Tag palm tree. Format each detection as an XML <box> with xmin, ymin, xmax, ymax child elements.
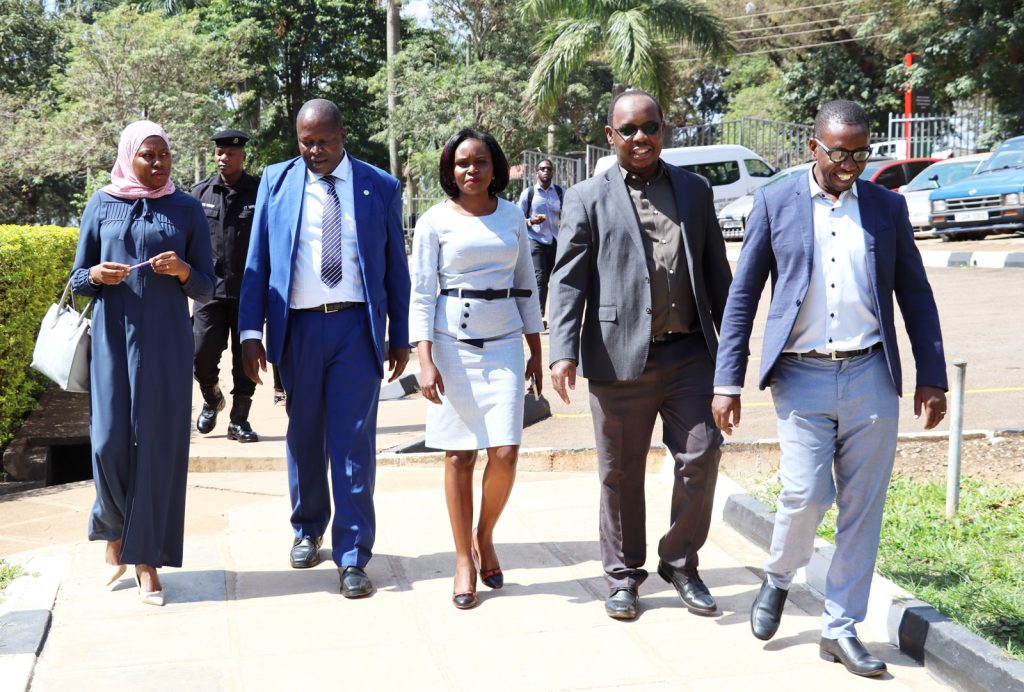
<box><xmin>523</xmin><ymin>0</ymin><xmax>732</xmax><ymax>119</ymax></box>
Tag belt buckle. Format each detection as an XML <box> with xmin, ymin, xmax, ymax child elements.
<box><xmin>483</xmin><ymin>288</ymin><xmax>495</xmax><ymax>300</ymax></box>
<box><xmin>830</xmin><ymin>351</ymin><xmax>842</xmax><ymax>361</ymax></box>
<box><xmin>323</xmin><ymin>303</ymin><xmax>339</xmax><ymax>314</ymax></box>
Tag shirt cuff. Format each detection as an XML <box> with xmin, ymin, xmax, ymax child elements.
<box><xmin>240</xmin><ymin>329</ymin><xmax>263</xmax><ymax>343</ymax></box>
<box><xmin>714</xmin><ymin>386</ymin><xmax>742</xmax><ymax>396</ymax></box>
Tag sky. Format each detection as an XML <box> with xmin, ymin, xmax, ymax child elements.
<box><xmin>402</xmin><ymin>0</ymin><xmax>432</xmax><ymax>26</ymax></box>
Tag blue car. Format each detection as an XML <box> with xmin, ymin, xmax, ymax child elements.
<box><xmin>929</xmin><ymin>135</ymin><xmax>1024</xmax><ymax>240</ymax></box>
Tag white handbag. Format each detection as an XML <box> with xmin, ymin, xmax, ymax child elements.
<box><xmin>30</xmin><ymin>278</ymin><xmax>94</xmax><ymax>393</ymax></box>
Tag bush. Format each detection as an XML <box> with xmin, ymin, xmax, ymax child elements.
<box><xmin>0</xmin><ymin>225</ymin><xmax>80</xmax><ymax>453</ymax></box>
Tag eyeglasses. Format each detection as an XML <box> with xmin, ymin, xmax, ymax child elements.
<box><xmin>813</xmin><ymin>138</ymin><xmax>871</xmax><ymax>163</ymax></box>
<box><xmin>612</xmin><ymin>121</ymin><xmax>662</xmax><ymax>139</ymax></box>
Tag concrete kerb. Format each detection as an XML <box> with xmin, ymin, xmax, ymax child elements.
<box><xmin>716</xmin><ymin>435</ymin><xmax>1024</xmax><ymax>692</ymax></box>
<box><xmin>0</xmin><ymin>554</ymin><xmax>69</xmax><ymax>692</ymax></box>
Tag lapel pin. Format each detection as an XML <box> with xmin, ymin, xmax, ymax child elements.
<box><xmin>363</xmin><ymin>189</ymin><xmax>370</xmax><ymax>196</ymax></box>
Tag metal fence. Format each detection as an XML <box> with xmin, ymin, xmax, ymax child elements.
<box><xmin>673</xmin><ymin>117</ymin><xmax>814</xmax><ymax>170</ymax></box>
<box><xmin>519</xmin><ymin>150</ymin><xmax>587</xmax><ymax>188</ymax></box>
<box><xmin>885</xmin><ymin>110</ymin><xmax>991</xmax><ymax>158</ymax></box>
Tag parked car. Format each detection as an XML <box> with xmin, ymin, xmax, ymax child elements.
<box><xmin>863</xmin><ymin>157</ymin><xmax>939</xmax><ymax>191</ymax></box>
<box><xmin>714</xmin><ymin>156</ymin><xmax>929</xmax><ymax>242</ymax></box>
<box><xmin>929</xmin><ymin>136</ymin><xmax>1024</xmax><ymax>240</ymax></box>
<box><xmin>717</xmin><ymin>162</ymin><xmax>812</xmax><ymax>241</ymax></box>
<box><xmin>899</xmin><ymin>153</ymin><xmax>989</xmax><ymax>234</ymax></box>
<box><xmin>592</xmin><ymin>144</ymin><xmax>776</xmax><ymax>211</ymax></box>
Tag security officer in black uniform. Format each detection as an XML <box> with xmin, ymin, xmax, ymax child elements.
<box><xmin>192</xmin><ymin>129</ymin><xmax>261</xmax><ymax>442</ymax></box>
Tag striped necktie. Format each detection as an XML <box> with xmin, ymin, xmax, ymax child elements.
<box><xmin>320</xmin><ymin>175</ymin><xmax>343</xmax><ymax>287</ymax></box>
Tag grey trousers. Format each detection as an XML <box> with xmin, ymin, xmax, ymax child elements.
<box><xmin>766</xmin><ymin>350</ymin><xmax>899</xmax><ymax>638</ymax></box>
<box><xmin>588</xmin><ymin>334</ymin><xmax>722</xmax><ymax>590</ymax></box>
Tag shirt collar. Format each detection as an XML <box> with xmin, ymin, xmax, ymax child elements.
<box><xmin>619</xmin><ymin>161</ymin><xmax>665</xmax><ymax>185</ymax></box>
<box><xmin>808</xmin><ymin>165</ymin><xmax>859</xmax><ymax>201</ymax></box>
<box><xmin>306</xmin><ymin>152</ymin><xmax>350</xmax><ymax>184</ymax></box>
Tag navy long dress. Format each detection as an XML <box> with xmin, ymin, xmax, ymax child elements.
<box><xmin>71</xmin><ymin>190</ymin><xmax>215</xmax><ymax>567</ymax></box>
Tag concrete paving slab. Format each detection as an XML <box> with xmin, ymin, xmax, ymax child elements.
<box><xmin>13</xmin><ymin>468</ymin><xmax>952</xmax><ymax>691</ymax></box>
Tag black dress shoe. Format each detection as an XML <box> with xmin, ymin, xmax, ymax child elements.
<box><xmin>820</xmin><ymin>636</ymin><xmax>887</xmax><ymax>677</ymax></box>
<box><xmin>657</xmin><ymin>561</ymin><xmax>716</xmax><ymax>615</ymax></box>
<box><xmin>750</xmin><ymin>577</ymin><xmax>788</xmax><ymax>641</ymax></box>
<box><xmin>227</xmin><ymin>421</ymin><xmax>259</xmax><ymax>443</ymax></box>
<box><xmin>196</xmin><ymin>393</ymin><xmax>225</xmax><ymax>434</ymax></box>
<box><xmin>289</xmin><ymin>536</ymin><xmax>322</xmax><ymax>569</ymax></box>
<box><xmin>340</xmin><ymin>566</ymin><xmax>374</xmax><ymax>599</ymax></box>
<box><xmin>605</xmin><ymin>587</ymin><xmax>639</xmax><ymax>620</ymax></box>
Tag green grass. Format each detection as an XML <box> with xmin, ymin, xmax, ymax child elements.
<box><xmin>747</xmin><ymin>478</ymin><xmax>1024</xmax><ymax>660</ymax></box>
<box><xmin>0</xmin><ymin>559</ymin><xmax>24</xmax><ymax>594</ymax></box>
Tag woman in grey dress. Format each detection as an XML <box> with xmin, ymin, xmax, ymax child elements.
<box><xmin>72</xmin><ymin>120</ymin><xmax>215</xmax><ymax>605</ymax></box>
<box><xmin>409</xmin><ymin>129</ymin><xmax>544</xmax><ymax>609</ymax></box>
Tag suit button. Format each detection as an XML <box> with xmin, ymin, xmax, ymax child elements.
<box><xmin>796</xmin><ymin>300</ymin><xmax>801</xmax><ymax>306</ymax></box>
<box><xmin>645</xmin><ymin>307</ymin><xmax>652</xmax><ymax>314</ymax></box>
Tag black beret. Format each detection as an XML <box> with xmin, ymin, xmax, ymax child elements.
<box><xmin>211</xmin><ymin>129</ymin><xmax>251</xmax><ymax>147</ymax></box>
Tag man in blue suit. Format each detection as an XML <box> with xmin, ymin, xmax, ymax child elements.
<box><xmin>239</xmin><ymin>99</ymin><xmax>410</xmax><ymax>598</ymax></box>
<box><xmin>712</xmin><ymin>100</ymin><xmax>947</xmax><ymax>676</ymax></box>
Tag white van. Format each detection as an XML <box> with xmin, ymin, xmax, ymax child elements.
<box><xmin>591</xmin><ymin>144</ymin><xmax>776</xmax><ymax>211</ymax></box>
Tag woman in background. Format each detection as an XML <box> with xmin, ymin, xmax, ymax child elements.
<box><xmin>409</xmin><ymin>128</ymin><xmax>544</xmax><ymax>609</ymax></box>
<box><xmin>72</xmin><ymin>120</ymin><xmax>215</xmax><ymax>606</ymax></box>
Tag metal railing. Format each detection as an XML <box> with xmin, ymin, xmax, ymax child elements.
<box><xmin>886</xmin><ymin>109</ymin><xmax>991</xmax><ymax>158</ymax></box>
<box><xmin>519</xmin><ymin>151</ymin><xmax>586</xmax><ymax>188</ymax></box>
<box><xmin>673</xmin><ymin>117</ymin><xmax>814</xmax><ymax>169</ymax></box>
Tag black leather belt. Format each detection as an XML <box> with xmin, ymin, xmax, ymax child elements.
<box><xmin>801</xmin><ymin>343</ymin><xmax>882</xmax><ymax>360</ymax></box>
<box><xmin>440</xmin><ymin>288</ymin><xmax>532</xmax><ymax>300</ymax></box>
<box><xmin>293</xmin><ymin>301</ymin><xmax>362</xmax><ymax>313</ymax></box>
<box><xmin>651</xmin><ymin>331</ymin><xmax>689</xmax><ymax>344</ymax></box>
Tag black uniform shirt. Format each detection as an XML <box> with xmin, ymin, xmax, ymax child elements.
<box><xmin>190</xmin><ymin>171</ymin><xmax>260</xmax><ymax>299</ymax></box>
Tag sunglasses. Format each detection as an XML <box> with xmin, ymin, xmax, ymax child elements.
<box><xmin>813</xmin><ymin>138</ymin><xmax>871</xmax><ymax>163</ymax></box>
<box><xmin>537</xmin><ymin>166</ymin><xmax>553</xmax><ymax>171</ymax></box>
<box><xmin>612</xmin><ymin>121</ymin><xmax>662</xmax><ymax>139</ymax></box>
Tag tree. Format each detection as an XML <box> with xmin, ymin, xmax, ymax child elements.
<box><xmin>870</xmin><ymin>0</ymin><xmax>1024</xmax><ymax>140</ymax></box>
<box><xmin>201</xmin><ymin>0</ymin><xmax>388</xmax><ymax>168</ymax></box>
<box><xmin>523</xmin><ymin>0</ymin><xmax>732</xmax><ymax>120</ymax></box>
<box><xmin>372</xmin><ymin>28</ymin><xmax>541</xmax><ymax>194</ymax></box>
<box><xmin>48</xmin><ymin>7</ymin><xmax>251</xmax><ymax>186</ymax></box>
<box><xmin>0</xmin><ymin>0</ymin><xmax>67</xmax><ymax>95</ymax></box>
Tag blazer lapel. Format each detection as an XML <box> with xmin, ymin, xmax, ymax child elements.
<box><xmin>283</xmin><ymin>159</ymin><xmax>306</xmax><ymax>261</ymax></box>
<box><xmin>603</xmin><ymin>167</ymin><xmax>645</xmax><ymax>255</ymax></box>
<box><xmin>349</xmin><ymin>155</ymin><xmax>374</xmax><ymax>283</ymax></box>
<box><xmin>793</xmin><ymin>177</ymin><xmax>815</xmax><ymax>277</ymax></box>
<box><xmin>855</xmin><ymin>180</ymin><xmax>881</xmax><ymax>292</ymax></box>
<box><xmin>666</xmin><ymin>166</ymin><xmax>698</xmax><ymax>279</ymax></box>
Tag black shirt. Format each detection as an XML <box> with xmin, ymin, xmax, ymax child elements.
<box><xmin>190</xmin><ymin>171</ymin><xmax>260</xmax><ymax>299</ymax></box>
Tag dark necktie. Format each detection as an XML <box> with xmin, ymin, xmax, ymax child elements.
<box><xmin>320</xmin><ymin>175</ymin><xmax>343</xmax><ymax>288</ymax></box>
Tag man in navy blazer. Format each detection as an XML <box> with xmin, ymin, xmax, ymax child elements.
<box><xmin>239</xmin><ymin>99</ymin><xmax>410</xmax><ymax>597</ymax></box>
<box><xmin>713</xmin><ymin>100</ymin><xmax>946</xmax><ymax>676</ymax></box>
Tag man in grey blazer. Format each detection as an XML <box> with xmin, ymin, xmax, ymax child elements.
<box><xmin>713</xmin><ymin>100</ymin><xmax>946</xmax><ymax>676</ymax></box>
<box><xmin>548</xmin><ymin>90</ymin><xmax>732</xmax><ymax>621</ymax></box>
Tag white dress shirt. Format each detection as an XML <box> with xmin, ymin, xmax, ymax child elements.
<box><xmin>786</xmin><ymin>170</ymin><xmax>880</xmax><ymax>353</ymax></box>
<box><xmin>290</xmin><ymin>154</ymin><xmax>365</xmax><ymax>308</ymax></box>
<box><xmin>240</xmin><ymin>154</ymin><xmax>364</xmax><ymax>343</ymax></box>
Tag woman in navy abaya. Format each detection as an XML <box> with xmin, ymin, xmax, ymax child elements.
<box><xmin>71</xmin><ymin>121</ymin><xmax>214</xmax><ymax>606</ymax></box>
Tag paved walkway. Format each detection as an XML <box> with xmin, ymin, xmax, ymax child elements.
<box><xmin>1</xmin><ymin>365</ymin><xmax>955</xmax><ymax>691</ymax></box>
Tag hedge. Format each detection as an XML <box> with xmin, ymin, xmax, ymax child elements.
<box><xmin>0</xmin><ymin>225</ymin><xmax>80</xmax><ymax>454</ymax></box>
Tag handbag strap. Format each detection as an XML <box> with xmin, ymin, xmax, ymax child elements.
<box><xmin>59</xmin><ymin>277</ymin><xmax>95</xmax><ymax>325</ymax></box>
